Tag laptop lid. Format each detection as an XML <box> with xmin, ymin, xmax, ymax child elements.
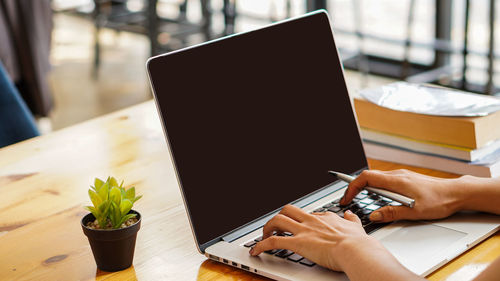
<box><xmin>147</xmin><ymin>10</ymin><xmax>367</xmax><ymax>253</ymax></box>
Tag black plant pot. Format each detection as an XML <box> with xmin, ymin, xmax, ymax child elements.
<box><xmin>81</xmin><ymin>210</ymin><xmax>141</xmax><ymax>272</ymax></box>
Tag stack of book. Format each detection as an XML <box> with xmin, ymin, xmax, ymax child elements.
<box><xmin>354</xmin><ymin>84</ymin><xmax>500</xmax><ymax>177</ymax></box>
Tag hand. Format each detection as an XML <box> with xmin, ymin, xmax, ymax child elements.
<box><xmin>341</xmin><ymin>169</ymin><xmax>461</xmax><ymax>223</ymax></box>
<box><xmin>249</xmin><ymin>205</ymin><xmax>380</xmax><ymax>271</ymax></box>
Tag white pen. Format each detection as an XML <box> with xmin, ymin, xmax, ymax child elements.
<box><xmin>328</xmin><ymin>171</ymin><xmax>415</xmax><ymax>208</ymax></box>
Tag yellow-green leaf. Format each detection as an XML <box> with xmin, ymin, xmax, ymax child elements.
<box><xmin>120</xmin><ymin>199</ymin><xmax>133</xmax><ymax>216</ymax></box>
<box><xmin>98</xmin><ymin>182</ymin><xmax>109</xmax><ymax>201</ymax></box>
<box><xmin>94</xmin><ymin>178</ymin><xmax>104</xmax><ymax>191</ymax></box>
<box><xmin>88</xmin><ymin>190</ymin><xmax>102</xmax><ymax>208</ymax></box>
<box><xmin>109</xmin><ymin>177</ymin><xmax>118</xmax><ymax>188</ymax></box>
<box><xmin>132</xmin><ymin>194</ymin><xmax>142</xmax><ymax>203</ymax></box>
<box><xmin>125</xmin><ymin>187</ymin><xmax>135</xmax><ymax>200</ymax></box>
<box><xmin>109</xmin><ymin>186</ymin><xmax>121</xmax><ymax>206</ymax></box>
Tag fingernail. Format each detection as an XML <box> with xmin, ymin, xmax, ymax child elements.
<box><xmin>345</xmin><ymin>210</ymin><xmax>353</xmax><ymax>215</ymax></box>
<box><xmin>249</xmin><ymin>247</ymin><xmax>255</xmax><ymax>255</ymax></box>
<box><xmin>370</xmin><ymin>212</ymin><xmax>382</xmax><ymax>221</ymax></box>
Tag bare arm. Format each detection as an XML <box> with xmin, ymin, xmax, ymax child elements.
<box><xmin>454</xmin><ymin>175</ymin><xmax>500</xmax><ymax>215</ymax></box>
<box><xmin>250</xmin><ymin>170</ymin><xmax>500</xmax><ymax>281</ymax></box>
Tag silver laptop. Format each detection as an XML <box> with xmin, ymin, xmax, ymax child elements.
<box><xmin>147</xmin><ymin>11</ymin><xmax>500</xmax><ymax>281</ymax></box>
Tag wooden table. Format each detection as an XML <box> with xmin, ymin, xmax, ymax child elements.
<box><xmin>1</xmin><ymin>100</ymin><xmax>499</xmax><ymax>280</ymax></box>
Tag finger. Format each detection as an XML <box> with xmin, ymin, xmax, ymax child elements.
<box><xmin>262</xmin><ymin>214</ymin><xmax>302</xmax><ymax>239</ymax></box>
<box><xmin>341</xmin><ymin>170</ymin><xmax>405</xmax><ymax>205</ymax></box>
<box><xmin>370</xmin><ymin>205</ymin><xmax>415</xmax><ymax>222</ymax></box>
<box><xmin>250</xmin><ymin>235</ymin><xmax>295</xmax><ymax>256</ymax></box>
<box><xmin>279</xmin><ymin>204</ymin><xmax>309</xmax><ymax>222</ymax></box>
<box><xmin>341</xmin><ymin>170</ymin><xmax>385</xmax><ymax>204</ymax></box>
<box><xmin>343</xmin><ymin>210</ymin><xmax>362</xmax><ymax>225</ymax></box>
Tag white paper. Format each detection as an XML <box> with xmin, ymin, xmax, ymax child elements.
<box><xmin>360</xmin><ymin>82</ymin><xmax>500</xmax><ymax>117</ymax></box>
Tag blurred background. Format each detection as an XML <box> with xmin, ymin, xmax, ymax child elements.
<box><xmin>1</xmin><ymin>0</ymin><xmax>500</xmax><ymax>134</ymax></box>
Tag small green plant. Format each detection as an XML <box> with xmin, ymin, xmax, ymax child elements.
<box><xmin>85</xmin><ymin>177</ymin><xmax>142</xmax><ymax>229</ymax></box>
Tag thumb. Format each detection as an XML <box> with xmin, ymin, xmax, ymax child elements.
<box><xmin>344</xmin><ymin>210</ymin><xmax>362</xmax><ymax>225</ymax></box>
<box><xmin>369</xmin><ymin>206</ymin><xmax>414</xmax><ymax>222</ymax></box>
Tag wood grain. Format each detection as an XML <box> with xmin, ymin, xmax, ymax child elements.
<box><xmin>0</xmin><ymin>100</ymin><xmax>498</xmax><ymax>280</ymax></box>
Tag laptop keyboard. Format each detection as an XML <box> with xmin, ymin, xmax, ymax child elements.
<box><xmin>243</xmin><ymin>191</ymin><xmax>401</xmax><ymax>267</ymax></box>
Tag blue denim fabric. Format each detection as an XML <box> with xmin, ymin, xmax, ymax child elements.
<box><xmin>0</xmin><ymin>62</ymin><xmax>39</xmax><ymax>148</ymax></box>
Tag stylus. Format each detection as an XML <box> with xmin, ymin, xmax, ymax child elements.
<box><xmin>328</xmin><ymin>171</ymin><xmax>415</xmax><ymax>208</ymax></box>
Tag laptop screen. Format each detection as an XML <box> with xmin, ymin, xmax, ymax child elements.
<box><xmin>148</xmin><ymin>12</ymin><xmax>367</xmax><ymax>246</ymax></box>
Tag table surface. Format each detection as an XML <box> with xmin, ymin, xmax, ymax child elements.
<box><xmin>1</xmin><ymin>100</ymin><xmax>499</xmax><ymax>281</ymax></box>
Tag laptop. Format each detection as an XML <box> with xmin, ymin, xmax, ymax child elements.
<box><xmin>147</xmin><ymin>10</ymin><xmax>500</xmax><ymax>281</ymax></box>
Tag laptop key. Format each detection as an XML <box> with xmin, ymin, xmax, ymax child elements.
<box><xmin>354</xmin><ymin>193</ymin><xmax>367</xmax><ymax>200</ymax></box>
<box><xmin>365</xmin><ymin>204</ymin><xmax>380</xmax><ymax>211</ymax></box>
<box><xmin>299</xmin><ymin>258</ymin><xmax>316</xmax><ymax>267</ymax></box>
<box><xmin>364</xmin><ymin>222</ymin><xmax>388</xmax><ymax>234</ymax></box>
<box><xmin>254</xmin><ymin>236</ymin><xmax>263</xmax><ymax>242</ymax></box>
<box><xmin>360</xmin><ymin>198</ymin><xmax>374</xmax><ymax>205</ymax></box>
<box><xmin>348</xmin><ymin>203</ymin><xmax>364</xmax><ymax>212</ymax></box>
<box><xmin>374</xmin><ymin>200</ymin><xmax>389</xmax><ymax>206</ymax></box>
<box><xmin>357</xmin><ymin>208</ymin><xmax>372</xmax><ymax>216</ymax></box>
<box><xmin>323</xmin><ymin>202</ymin><xmax>334</xmax><ymax>208</ymax></box>
<box><xmin>265</xmin><ymin>249</ymin><xmax>280</xmax><ymax>255</ymax></box>
<box><xmin>275</xmin><ymin>249</ymin><xmax>294</xmax><ymax>258</ymax></box>
<box><xmin>287</xmin><ymin>253</ymin><xmax>303</xmax><ymax>262</ymax></box>
<box><xmin>361</xmin><ymin>217</ymin><xmax>371</xmax><ymax>225</ymax></box>
<box><xmin>328</xmin><ymin>206</ymin><xmax>341</xmax><ymax>212</ymax></box>
<box><xmin>244</xmin><ymin>240</ymin><xmax>256</xmax><ymax>247</ymax></box>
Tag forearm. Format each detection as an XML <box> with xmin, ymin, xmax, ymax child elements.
<box><xmin>451</xmin><ymin>176</ymin><xmax>500</xmax><ymax>215</ymax></box>
<box><xmin>337</xmin><ymin>237</ymin><xmax>424</xmax><ymax>281</ymax></box>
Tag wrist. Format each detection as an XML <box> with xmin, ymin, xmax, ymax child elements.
<box><xmin>448</xmin><ymin>175</ymin><xmax>500</xmax><ymax>214</ymax></box>
<box><xmin>335</xmin><ymin>235</ymin><xmax>422</xmax><ymax>281</ymax></box>
<box><xmin>443</xmin><ymin>176</ymin><xmax>474</xmax><ymax>213</ymax></box>
<box><xmin>335</xmin><ymin>235</ymin><xmax>383</xmax><ymax>272</ymax></box>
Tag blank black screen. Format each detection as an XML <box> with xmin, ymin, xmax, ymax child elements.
<box><xmin>148</xmin><ymin>12</ymin><xmax>367</xmax><ymax>246</ymax></box>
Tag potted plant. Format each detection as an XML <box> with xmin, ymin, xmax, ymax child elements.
<box><xmin>81</xmin><ymin>177</ymin><xmax>142</xmax><ymax>272</ymax></box>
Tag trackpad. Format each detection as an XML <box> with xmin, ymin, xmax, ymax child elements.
<box><xmin>380</xmin><ymin>224</ymin><xmax>467</xmax><ymax>267</ymax></box>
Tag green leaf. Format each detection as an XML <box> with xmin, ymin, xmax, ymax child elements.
<box><xmin>88</xmin><ymin>190</ymin><xmax>102</xmax><ymax>208</ymax></box>
<box><xmin>125</xmin><ymin>187</ymin><xmax>135</xmax><ymax>200</ymax></box>
<box><xmin>84</xmin><ymin>206</ymin><xmax>99</xmax><ymax>219</ymax></box>
<box><xmin>98</xmin><ymin>182</ymin><xmax>109</xmax><ymax>201</ymax></box>
<box><xmin>117</xmin><ymin>213</ymin><xmax>137</xmax><ymax>227</ymax></box>
<box><xmin>120</xmin><ymin>199</ymin><xmax>133</xmax><ymax>216</ymax></box>
<box><xmin>96</xmin><ymin>203</ymin><xmax>109</xmax><ymax>228</ymax></box>
<box><xmin>132</xmin><ymin>195</ymin><xmax>142</xmax><ymax>203</ymax></box>
<box><xmin>109</xmin><ymin>177</ymin><xmax>119</xmax><ymax>188</ymax></box>
<box><xmin>110</xmin><ymin>202</ymin><xmax>122</xmax><ymax>228</ymax></box>
<box><xmin>94</xmin><ymin>178</ymin><xmax>104</xmax><ymax>191</ymax></box>
<box><xmin>109</xmin><ymin>187</ymin><xmax>121</xmax><ymax>206</ymax></box>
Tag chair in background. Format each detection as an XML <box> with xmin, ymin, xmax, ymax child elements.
<box><xmin>92</xmin><ymin>0</ymin><xmax>212</xmax><ymax>72</ymax></box>
<box><xmin>0</xmin><ymin>62</ymin><xmax>39</xmax><ymax>148</ymax></box>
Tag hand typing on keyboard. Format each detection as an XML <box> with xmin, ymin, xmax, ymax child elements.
<box><xmin>249</xmin><ymin>169</ymin><xmax>500</xmax><ymax>281</ymax></box>
<box><xmin>249</xmin><ymin>204</ymin><xmax>391</xmax><ymax>272</ymax></box>
<box><xmin>341</xmin><ymin>169</ymin><xmax>461</xmax><ymax>223</ymax></box>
